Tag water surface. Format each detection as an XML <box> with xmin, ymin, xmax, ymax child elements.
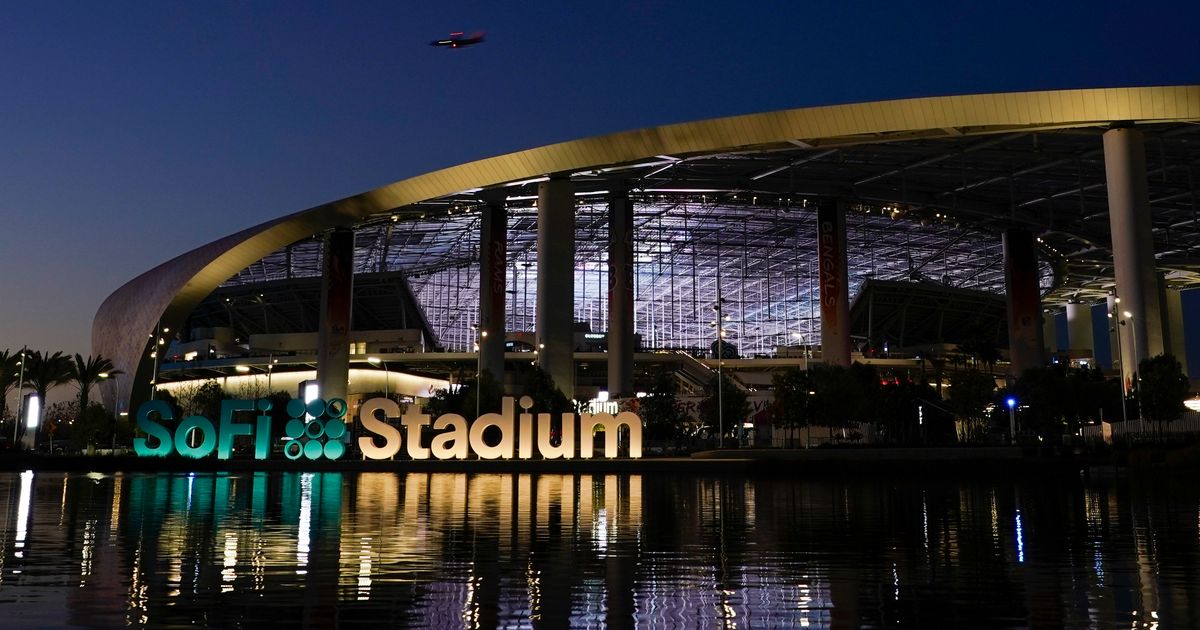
<box><xmin>0</xmin><ymin>470</ymin><xmax>1197</xmax><ymax>628</ymax></box>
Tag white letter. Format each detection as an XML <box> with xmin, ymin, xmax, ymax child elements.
<box><xmin>358</xmin><ymin>398</ymin><xmax>402</xmax><ymax>459</ymax></box>
<box><xmin>579</xmin><ymin>412</ymin><xmax>643</xmax><ymax>458</ymax></box>
<box><xmin>537</xmin><ymin>412</ymin><xmax>575</xmax><ymax>459</ymax></box>
<box><xmin>401</xmin><ymin>410</ymin><xmax>432</xmax><ymax>459</ymax></box>
<box><xmin>518</xmin><ymin>396</ymin><xmax>534</xmax><ymax>459</ymax></box>
<box><xmin>431</xmin><ymin>414</ymin><xmax>469</xmax><ymax>459</ymax></box>
<box><xmin>469</xmin><ymin>396</ymin><xmax>515</xmax><ymax>459</ymax></box>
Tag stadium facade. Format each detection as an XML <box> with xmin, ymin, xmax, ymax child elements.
<box><xmin>94</xmin><ymin>87</ymin><xmax>1200</xmax><ymax>421</ymax></box>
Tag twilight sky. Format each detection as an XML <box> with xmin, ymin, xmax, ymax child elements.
<box><xmin>1</xmin><ymin>1</ymin><xmax>1198</xmax><ymax>358</ymax></box>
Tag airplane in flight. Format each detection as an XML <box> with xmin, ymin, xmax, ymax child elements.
<box><xmin>430</xmin><ymin>31</ymin><xmax>485</xmax><ymax>48</ymax></box>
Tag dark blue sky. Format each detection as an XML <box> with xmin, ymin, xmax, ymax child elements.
<box><xmin>2</xmin><ymin>1</ymin><xmax>1198</xmax><ymax>356</ymax></box>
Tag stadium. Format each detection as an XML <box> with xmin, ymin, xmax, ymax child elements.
<box><xmin>93</xmin><ymin>86</ymin><xmax>1200</xmax><ymax>438</ymax></box>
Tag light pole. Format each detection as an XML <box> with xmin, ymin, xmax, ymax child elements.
<box><xmin>1109</xmin><ymin>306</ymin><xmax>1129</xmax><ymax>427</ymax></box>
<box><xmin>12</xmin><ymin>346</ymin><xmax>26</xmax><ymax>444</ymax></box>
<box><xmin>1121</xmin><ymin>311</ymin><xmax>1144</xmax><ymax>430</ymax></box>
<box><xmin>149</xmin><ymin>325</ymin><xmax>169</xmax><ymax>400</ymax></box>
<box><xmin>710</xmin><ymin>296</ymin><xmax>730</xmax><ymax>448</ymax></box>
<box><xmin>98</xmin><ymin>372</ymin><xmax>113</xmax><ymax>451</ymax></box>
<box><xmin>1006</xmin><ymin>396</ymin><xmax>1017</xmax><ymax>445</ymax></box>
<box><xmin>471</xmin><ymin>326</ymin><xmax>488</xmax><ymax>418</ymax></box>
<box><xmin>791</xmin><ymin>332</ymin><xmax>808</xmax><ymax>372</ymax></box>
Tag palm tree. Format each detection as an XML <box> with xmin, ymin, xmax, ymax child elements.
<box><xmin>69</xmin><ymin>353</ymin><xmax>122</xmax><ymax>412</ymax></box>
<box><xmin>0</xmin><ymin>349</ymin><xmax>20</xmax><ymax>423</ymax></box>
<box><xmin>21</xmin><ymin>351</ymin><xmax>73</xmax><ymax>444</ymax></box>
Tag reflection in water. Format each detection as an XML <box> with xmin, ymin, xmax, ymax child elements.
<box><xmin>0</xmin><ymin>471</ymin><xmax>1199</xmax><ymax>627</ymax></box>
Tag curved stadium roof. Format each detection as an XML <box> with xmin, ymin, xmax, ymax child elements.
<box><xmin>95</xmin><ymin>86</ymin><xmax>1200</xmax><ymax>409</ymax></box>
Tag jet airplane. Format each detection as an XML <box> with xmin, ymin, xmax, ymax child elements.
<box><xmin>430</xmin><ymin>32</ymin><xmax>485</xmax><ymax>48</ymax></box>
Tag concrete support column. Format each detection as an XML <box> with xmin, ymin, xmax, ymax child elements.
<box><xmin>817</xmin><ymin>200</ymin><xmax>851</xmax><ymax>367</ymax></box>
<box><xmin>1066</xmin><ymin>301</ymin><xmax>1094</xmax><ymax>357</ymax></box>
<box><xmin>607</xmin><ymin>190</ymin><xmax>634</xmax><ymax>398</ymax></box>
<box><xmin>1165</xmin><ymin>286</ymin><xmax>1189</xmax><ymax>375</ymax></box>
<box><xmin>536</xmin><ymin>176</ymin><xmax>576</xmax><ymax>397</ymax></box>
<box><xmin>479</xmin><ymin>196</ymin><xmax>508</xmax><ymax>385</ymax></box>
<box><xmin>1003</xmin><ymin>227</ymin><xmax>1044</xmax><ymax>377</ymax></box>
<box><xmin>317</xmin><ymin>227</ymin><xmax>354</xmax><ymax>401</ymax></box>
<box><xmin>1106</xmin><ymin>294</ymin><xmax>1123</xmax><ymax>371</ymax></box>
<box><xmin>1104</xmin><ymin>126</ymin><xmax>1164</xmax><ymax>385</ymax></box>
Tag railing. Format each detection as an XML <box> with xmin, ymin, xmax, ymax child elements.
<box><xmin>1080</xmin><ymin>412</ymin><xmax>1200</xmax><ymax>440</ymax></box>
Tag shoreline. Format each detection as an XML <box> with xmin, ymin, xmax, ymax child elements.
<box><xmin>0</xmin><ymin>446</ymin><xmax>1103</xmax><ymax>476</ymax></box>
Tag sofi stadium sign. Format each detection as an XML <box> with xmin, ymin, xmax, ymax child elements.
<box><xmin>133</xmin><ymin>396</ymin><xmax>643</xmax><ymax>461</ymax></box>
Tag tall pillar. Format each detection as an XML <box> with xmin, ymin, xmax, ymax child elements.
<box><xmin>1165</xmin><ymin>286</ymin><xmax>1189</xmax><ymax>375</ymax></box>
<box><xmin>817</xmin><ymin>200</ymin><xmax>851</xmax><ymax>366</ymax></box>
<box><xmin>1066</xmin><ymin>301</ymin><xmax>1094</xmax><ymax>357</ymax></box>
<box><xmin>607</xmin><ymin>190</ymin><xmax>634</xmax><ymax>398</ymax></box>
<box><xmin>1003</xmin><ymin>227</ymin><xmax>1043</xmax><ymax>377</ymax></box>
<box><xmin>317</xmin><ymin>227</ymin><xmax>354</xmax><ymax>401</ymax></box>
<box><xmin>479</xmin><ymin>195</ymin><xmax>508</xmax><ymax>385</ymax></box>
<box><xmin>1106</xmin><ymin>294</ymin><xmax>1123</xmax><ymax>371</ymax></box>
<box><xmin>536</xmin><ymin>176</ymin><xmax>575</xmax><ymax>397</ymax></box>
<box><xmin>1042</xmin><ymin>310</ymin><xmax>1058</xmax><ymax>355</ymax></box>
<box><xmin>1104</xmin><ymin>126</ymin><xmax>1164</xmax><ymax>386</ymax></box>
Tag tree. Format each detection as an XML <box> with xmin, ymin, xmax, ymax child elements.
<box><xmin>68</xmin><ymin>353</ymin><xmax>121</xmax><ymax>414</ymax></box>
<box><xmin>698</xmin><ymin>373</ymin><xmax>750</xmax><ymax>444</ymax></box>
<box><xmin>808</xmin><ymin>363</ymin><xmax>879</xmax><ymax>435</ymax></box>
<box><xmin>948</xmin><ymin>369</ymin><xmax>996</xmax><ymax>442</ymax></box>
<box><xmin>772</xmin><ymin>368</ymin><xmax>813</xmax><ymax>446</ymax></box>
<box><xmin>73</xmin><ymin>403</ymin><xmax>116</xmax><ymax>450</ymax></box>
<box><xmin>462</xmin><ymin>369</ymin><xmax>504</xmax><ymax>416</ymax></box>
<box><xmin>425</xmin><ymin>383</ymin><xmax>468</xmax><ymax>417</ymax></box>
<box><xmin>514</xmin><ymin>364</ymin><xmax>571</xmax><ymax>415</ymax></box>
<box><xmin>0</xmin><ymin>349</ymin><xmax>22</xmax><ymax>423</ymax></box>
<box><xmin>190</xmin><ymin>381</ymin><xmax>227</xmax><ymax>420</ymax></box>
<box><xmin>1013</xmin><ymin>365</ymin><xmax>1072</xmax><ymax>440</ymax></box>
<box><xmin>877</xmin><ymin>377</ymin><xmax>943</xmax><ymax>445</ymax></box>
<box><xmin>1137</xmin><ymin>354</ymin><xmax>1189</xmax><ymax>426</ymax></box>
<box><xmin>21</xmin><ymin>351</ymin><xmax>73</xmax><ymax>444</ymax></box>
<box><xmin>640</xmin><ymin>372</ymin><xmax>687</xmax><ymax>440</ymax></box>
<box><xmin>44</xmin><ymin>400</ymin><xmax>80</xmax><ymax>449</ymax></box>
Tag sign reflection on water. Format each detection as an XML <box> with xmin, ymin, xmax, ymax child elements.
<box><xmin>2</xmin><ymin>471</ymin><xmax>1200</xmax><ymax>627</ymax></box>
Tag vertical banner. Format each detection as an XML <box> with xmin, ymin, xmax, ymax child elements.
<box><xmin>317</xmin><ymin>227</ymin><xmax>355</xmax><ymax>401</ymax></box>
<box><xmin>817</xmin><ymin>201</ymin><xmax>851</xmax><ymax>366</ymax></box>
<box><xmin>608</xmin><ymin>192</ymin><xmax>634</xmax><ymax>397</ymax></box>
<box><xmin>479</xmin><ymin>201</ymin><xmax>508</xmax><ymax>381</ymax></box>
<box><xmin>1003</xmin><ymin>227</ymin><xmax>1043</xmax><ymax>377</ymax></box>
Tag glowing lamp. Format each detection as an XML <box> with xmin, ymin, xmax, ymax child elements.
<box><xmin>25</xmin><ymin>394</ymin><xmax>39</xmax><ymax>429</ymax></box>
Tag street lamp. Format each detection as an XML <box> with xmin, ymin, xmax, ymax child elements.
<box><xmin>1006</xmin><ymin>396</ymin><xmax>1017</xmax><ymax>445</ymax></box>
<box><xmin>710</xmin><ymin>297</ymin><xmax>730</xmax><ymax>448</ymax></box>
<box><xmin>791</xmin><ymin>332</ymin><xmax>809</xmax><ymax>371</ymax></box>
<box><xmin>97</xmin><ymin>372</ymin><xmax>113</xmax><ymax>450</ymax></box>
<box><xmin>366</xmin><ymin>357</ymin><xmax>389</xmax><ymax>398</ymax></box>
<box><xmin>470</xmin><ymin>325</ymin><xmax>488</xmax><ymax>418</ymax></box>
<box><xmin>267</xmin><ymin>356</ymin><xmax>277</xmax><ymax>392</ymax></box>
<box><xmin>150</xmin><ymin>325</ymin><xmax>169</xmax><ymax>400</ymax></box>
<box><xmin>1108</xmin><ymin>307</ymin><xmax>1129</xmax><ymax>427</ymax></box>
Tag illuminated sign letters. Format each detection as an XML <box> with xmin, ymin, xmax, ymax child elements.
<box><xmin>134</xmin><ymin>395</ymin><xmax>643</xmax><ymax>461</ymax></box>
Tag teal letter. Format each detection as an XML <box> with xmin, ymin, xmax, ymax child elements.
<box><xmin>254</xmin><ymin>398</ymin><xmax>273</xmax><ymax>459</ymax></box>
<box><xmin>175</xmin><ymin>415</ymin><xmax>217</xmax><ymax>458</ymax></box>
<box><xmin>255</xmin><ymin>415</ymin><xmax>272</xmax><ymax>459</ymax></box>
<box><xmin>134</xmin><ymin>400</ymin><xmax>174</xmax><ymax>457</ymax></box>
<box><xmin>217</xmin><ymin>399</ymin><xmax>255</xmax><ymax>460</ymax></box>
